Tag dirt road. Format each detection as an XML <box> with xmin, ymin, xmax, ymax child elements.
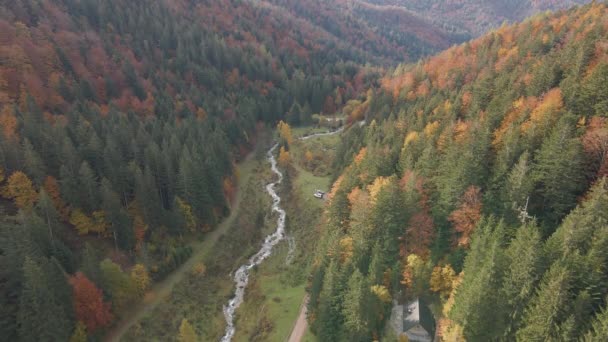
<box><xmin>288</xmin><ymin>295</ymin><xmax>309</xmax><ymax>342</ymax></box>
<box><xmin>104</xmin><ymin>153</ymin><xmax>257</xmax><ymax>342</ymax></box>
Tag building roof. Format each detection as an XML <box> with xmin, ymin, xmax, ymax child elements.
<box><xmin>403</xmin><ymin>298</ymin><xmax>436</xmax><ymax>336</ymax></box>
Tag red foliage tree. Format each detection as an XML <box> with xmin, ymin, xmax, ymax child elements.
<box><xmin>400</xmin><ymin>171</ymin><xmax>435</xmax><ymax>257</ymax></box>
<box><xmin>449</xmin><ymin>185</ymin><xmax>482</xmax><ymax>247</ymax></box>
<box><xmin>43</xmin><ymin>176</ymin><xmax>69</xmax><ymax>221</ymax></box>
<box><xmin>69</xmin><ymin>272</ymin><xmax>113</xmax><ymax>332</ymax></box>
<box><xmin>582</xmin><ymin>117</ymin><xmax>608</xmax><ymax>179</ymax></box>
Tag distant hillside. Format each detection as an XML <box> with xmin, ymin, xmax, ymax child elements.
<box><xmin>260</xmin><ymin>0</ymin><xmax>468</xmax><ymax>63</ymax></box>
<box><xmin>364</xmin><ymin>0</ymin><xmax>589</xmax><ymax>36</ymax></box>
<box><xmin>307</xmin><ymin>2</ymin><xmax>608</xmax><ymax>341</ymax></box>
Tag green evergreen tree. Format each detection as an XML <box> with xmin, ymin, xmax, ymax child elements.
<box><xmin>18</xmin><ymin>257</ymin><xmax>71</xmax><ymax>342</ymax></box>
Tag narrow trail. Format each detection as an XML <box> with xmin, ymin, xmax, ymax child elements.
<box><xmin>103</xmin><ymin>152</ymin><xmax>256</xmax><ymax>342</ymax></box>
<box><xmin>287</xmin><ymin>295</ymin><xmax>309</xmax><ymax>342</ymax></box>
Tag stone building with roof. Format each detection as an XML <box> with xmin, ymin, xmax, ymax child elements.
<box><xmin>390</xmin><ymin>298</ymin><xmax>436</xmax><ymax>342</ymax></box>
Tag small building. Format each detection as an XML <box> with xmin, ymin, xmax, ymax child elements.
<box><xmin>390</xmin><ymin>298</ymin><xmax>435</xmax><ymax>342</ymax></box>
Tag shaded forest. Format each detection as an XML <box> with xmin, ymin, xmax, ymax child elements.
<box><xmin>0</xmin><ymin>0</ymin><xmax>385</xmax><ymax>339</ymax></box>
<box><xmin>308</xmin><ymin>2</ymin><xmax>608</xmax><ymax>341</ymax></box>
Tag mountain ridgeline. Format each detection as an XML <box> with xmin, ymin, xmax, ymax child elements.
<box><xmin>308</xmin><ymin>3</ymin><xmax>608</xmax><ymax>341</ymax></box>
<box><xmin>364</xmin><ymin>0</ymin><xmax>589</xmax><ymax>36</ymax></box>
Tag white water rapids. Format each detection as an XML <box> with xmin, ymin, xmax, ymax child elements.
<box><xmin>220</xmin><ymin>126</ymin><xmax>349</xmax><ymax>342</ymax></box>
<box><xmin>220</xmin><ymin>143</ymin><xmax>286</xmax><ymax>342</ymax></box>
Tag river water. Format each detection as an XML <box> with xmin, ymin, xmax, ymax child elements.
<box><xmin>220</xmin><ymin>127</ymin><xmax>347</xmax><ymax>342</ymax></box>
<box><xmin>220</xmin><ymin>143</ymin><xmax>286</xmax><ymax>342</ymax></box>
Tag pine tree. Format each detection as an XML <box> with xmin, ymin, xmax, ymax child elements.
<box><xmin>22</xmin><ymin>138</ymin><xmax>46</xmax><ymax>186</ymax></box>
<box><xmin>342</xmin><ymin>270</ymin><xmax>368</xmax><ymax>340</ymax></box>
<box><xmin>18</xmin><ymin>257</ymin><xmax>71</xmax><ymax>341</ymax></box>
<box><xmin>585</xmin><ymin>303</ymin><xmax>608</xmax><ymax>341</ymax></box>
<box><xmin>516</xmin><ymin>262</ymin><xmax>572</xmax><ymax>341</ymax></box>
<box><xmin>531</xmin><ymin>120</ymin><xmax>585</xmax><ymax>228</ymax></box>
<box><xmin>450</xmin><ymin>218</ymin><xmax>507</xmax><ymax>340</ymax></box>
<box><xmin>501</xmin><ymin>223</ymin><xmax>545</xmax><ymax>338</ymax></box>
<box><xmin>79</xmin><ymin>161</ymin><xmax>99</xmax><ymax>212</ymax></box>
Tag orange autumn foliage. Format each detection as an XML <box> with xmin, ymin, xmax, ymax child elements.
<box><xmin>582</xmin><ymin>117</ymin><xmax>608</xmax><ymax>178</ymax></box>
<box><xmin>400</xmin><ymin>171</ymin><xmax>434</xmax><ymax>258</ymax></box>
<box><xmin>521</xmin><ymin>88</ymin><xmax>563</xmax><ymax>134</ymax></box>
<box><xmin>367</xmin><ymin>176</ymin><xmax>391</xmax><ymax>205</ymax></box>
<box><xmin>449</xmin><ymin>185</ymin><xmax>482</xmax><ymax>247</ymax></box>
<box><xmin>0</xmin><ymin>106</ymin><xmax>18</xmax><ymax>141</ymax></box>
<box><xmin>4</xmin><ymin>171</ymin><xmax>37</xmax><ymax>209</ymax></box>
<box><xmin>353</xmin><ymin>147</ymin><xmax>367</xmax><ymax>165</ymax></box>
<box><xmin>70</xmin><ymin>272</ymin><xmax>113</xmax><ymax>332</ymax></box>
<box><xmin>43</xmin><ymin>176</ymin><xmax>69</xmax><ymax>221</ymax></box>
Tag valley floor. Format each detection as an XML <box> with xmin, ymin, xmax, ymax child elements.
<box><xmin>110</xmin><ymin>125</ymin><xmax>336</xmax><ymax>342</ymax></box>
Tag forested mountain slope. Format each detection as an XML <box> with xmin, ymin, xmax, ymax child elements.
<box><xmin>365</xmin><ymin>0</ymin><xmax>589</xmax><ymax>36</ymax></box>
<box><xmin>0</xmin><ymin>0</ymin><xmax>382</xmax><ymax>340</ymax></box>
<box><xmin>260</xmin><ymin>0</ymin><xmax>468</xmax><ymax>63</ymax></box>
<box><xmin>308</xmin><ymin>3</ymin><xmax>608</xmax><ymax>341</ymax></box>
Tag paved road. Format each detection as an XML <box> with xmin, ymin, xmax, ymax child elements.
<box><xmin>288</xmin><ymin>295</ymin><xmax>309</xmax><ymax>342</ymax></box>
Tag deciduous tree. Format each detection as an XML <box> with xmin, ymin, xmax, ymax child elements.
<box><xmin>70</xmin><ymin>272</ymin><xmax>113</xmax><ymax>332</ymax></box>
<box><xmin>4</xmin><ymin>171</ymin><xmax>38</xmax><ymax>209</ymax></box>
<box><xmin>449</xmin><ymin>185</ymin><xmax>482</xmax><ymax>247</ymax></box>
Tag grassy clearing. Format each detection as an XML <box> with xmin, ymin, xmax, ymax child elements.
<box><xmin>231</xmin><ymin>126</ymin><xmax>342</xmax><ymax>342</ymax></box>
<box><xmin>291</xmin><ymin>126</ymin><xmax>330</xmax><ymax>138</ymax></box>
<box><xmin>231</xmin><ymin>243</ymin><xmax>306</xmax><ymax>342</ymax></box>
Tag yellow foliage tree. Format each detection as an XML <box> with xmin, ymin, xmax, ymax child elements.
<box><xmin>367</xmin><ymin>176</ymin><xmax>390</xmax><ymax>205</ymax></box>
<box><xmin>176</xmin><ymin>197</ymin><xmax>197</xmax><ymax>232</ymax></box>
<box><xmin>399</xmin><ymin>333</ymin><xmax>410</xmax><ymax>342</ymax></box>
<box><xmin>404</xmin><ymin>131</ymin><xmax>419</xmax><ymax>147</ymax></box>
<box><xmin>178</xmin><ymin>318</ymin><xmax>198</xmax><ymax>342</ymax></box>
<box><xmin>370</xmin><ymin>285</ymin><xmax>392</xmax><ymax>303</ymax></box>
<box><xmin>4</xmin><ymin>171</ymin><xmax>38</xmax><ymax>209</ymax></box>
<box><xmin>430</xmin><ymin>264</ymin><xmax>456</xmax><ymax>298</ymax></box>
<box><xmin>438</xmin><ymin>273</ymin><xmax>465</xmax><ymax>341</ymax></box>
<box><xmin>130</xmin><ymin>264</ymin><xmax>151</xmax><ymax>297</ymax></box>
<box><xmin>277</xmin><ymin>120</ymin><xmax>293</xmax><ymax>146</ymax></box>
<box><xmin>423</xmin><ymin>121</ymin><xmax>440</xmax><ymax>137</ymax></box>
<box><xmin>521</xmin><ymin>88</ymin><xmax>563</xmax><ymax>134</ymax></box>
<box><xmin>353</xmin><ymin>147</ymin><xmax>367</xmax><ymax>165</ymax></box>
<box><xmin>68</xmin><ymin>210</ymin><xmax>108</xmax><ymax>236</ymax></box>
<box><xmin>304</xmin><ymin>150</ymin><xmax>314</xmax><ymax>165</ymax></box>
<box><xmin>339</xmin><ymin>236</ymin><xmax>354</xmax><ymax>263</ymax></box>
<box><xmin>69</xmin><ymin>321</ymin><xmax>87</xmax><ymax>342</ymax></box>
<box><xmin>278</xmin><ymin>146</ymin><xmax>291</xmax><ymax>168</ymax></box>
<box><xmin>70</xmin><ymin>210</ymin><xmax>94</xmax><ymax>235</ymax></box>
<box><xmin>91</xmin><ymin>211</ymin><xmax>109</xmax><ymax>236</ymax></box>
<box><xmin>0</xmin><ymin>106</ymin><xmax>18</xmax><ymax>141</ymax></box>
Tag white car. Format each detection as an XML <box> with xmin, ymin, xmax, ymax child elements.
<box><xmin>314</xmin><ymin>190</ymin><xmax>325</xmax><ymax>199</ymax></box>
